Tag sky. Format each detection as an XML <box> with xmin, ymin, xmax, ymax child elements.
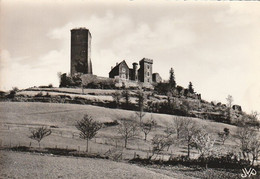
<box><xmin>0</xmin><ymin>0</ymin><xmax>260</xmax><ymax>114</ymax></box>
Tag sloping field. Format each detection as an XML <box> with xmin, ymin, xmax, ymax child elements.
<box><xmin>0</xmin><ymin>102</ymin><xmax>239</xmax><ymax>155</ymax></box>
<box><xmin>1</xmin><ymin>150</ymin><xmax>195</xmax><ymax>179</ymax></box>
<box><xmin>0</xmin><ymin>102</ymin><xmax>245</xmax><ymax>178</ymax></box>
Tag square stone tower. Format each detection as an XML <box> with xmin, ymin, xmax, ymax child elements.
<box><xmin>71</xmin><ymin>28</ymin><xmax>92</xmax><ymax>75</ymax></box>
<box><xmin>138</xmin><ymin>58</ymin><xmax>153</xmax><ymax>84</ymax></box>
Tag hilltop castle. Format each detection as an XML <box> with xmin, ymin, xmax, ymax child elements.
<box><xmin>70</xmin><ymin>28</ymin><xmax>161</xmax><ymax>88</ymax></box>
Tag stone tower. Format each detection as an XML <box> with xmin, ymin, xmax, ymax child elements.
<box><xmin>138</xmin><ymin>58</ymin><xmax>153</xmax><ymax>83</ymax></box>
<box><xmin>132</xmin><ymin>62</ymin><xmax>138</xmax><ymax>81</ymax></box>
<box><xmin>70</xmin><ymin>28</ymin><xmax>92</xmax><ymax>75</ymax></box>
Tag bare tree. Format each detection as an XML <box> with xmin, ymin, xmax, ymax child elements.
<box><xmin>75</xmin><ymin>114</ymin><xmax>102</xmax><ymax>152</ymax></box>
<box><xmin>179</xmin><ymin>118</ymin><xmax>200</xmax><ymax>158</ymax></box>
<box><xmin>135</xmin><ymin>110</ymin><xmax>146</xmax><ymax>124</ymax></box>
<box><xmin>193</xmin><ymin>130</ymin><xmax>215</xmax><ymax>169</ymax></box>
<box><xmin>193</xmin><ymin>131</ymin><xmax>215</xmax><ymax>157</ymax></box>
<box><xmin>236</xmin><ymin>126</ymin><xmax>260</xmax><ymax>165</ymax></box>
<box><xmin>150</xmin><ymin>135</ymin><xmax>169</xmax><ymax>159</ymax></box>
<box><xmin>150</xmin><ymin>133</ymin><xmax>176</xmax><ymax>159</ymax></box>
<box><xmin>173</xmin><ymin>117</ymin><xmax>185</xmax><ymax>139</ymax></box>
<box><xmin>118</xmin><ymin>119</ymin><xmax>139</xmax><ymax>148</ymax></box>
<box><xmin>140</xmin><ymin>115</ymin><xmax>157</xmax><ymax>141</ymax></box>
<box><xmin>29</xmin><ymin>126</ymin><xmax>52</xmax><ymax>148</ymax></box>
<box><xmin>249</xmin><ymin>135</ymin><xmax>260</xmax><ymax>165</ymax></box>
<box><xmin>226</xmin><ymin>95</ymin><xmax>233</xmax><ymax>108</ymax></box>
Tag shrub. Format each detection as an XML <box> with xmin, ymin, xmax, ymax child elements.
<box><xmin>35</xmin><ymin>92</ymin><xmax>43</xmax><ymax>97</ymax></box>
<box><xmin>103</xmin><ymin>120</ymin><xmax>119</xmax><ymax>127</ymax></box>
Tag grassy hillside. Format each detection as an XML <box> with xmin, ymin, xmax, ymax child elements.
<box><xmin>0</xmin><ymin>102</ymin><xmax>239</xmax><ymax>159</ymax></box>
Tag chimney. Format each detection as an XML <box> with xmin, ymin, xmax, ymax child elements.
<box><xmin>116</xmin><ymin>62</ymin><xmax>118</xmax><ymax>66</ymax></box>
<box><xmin>111</xmin><ymin>66</ymin><xmax>113</xmax><ymax>70</ymax></box>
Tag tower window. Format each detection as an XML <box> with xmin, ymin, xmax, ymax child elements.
<box><xmin>147</xmin><ymin>65</ymin><xmax>150</xmax><ymax>69</ymax></box>
<box><xmin>147</xmin><ymin>72</ymin><xmax>150</xmax><ymax>76</ymax></box>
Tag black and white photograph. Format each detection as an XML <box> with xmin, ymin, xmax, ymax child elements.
<box><xmin>0</xmin><ymin>0</ymin><xmax>260</xmax><ymax>178</ymax></box>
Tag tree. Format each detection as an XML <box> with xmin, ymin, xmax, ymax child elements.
<box><xmin>75</xmin><ymin>114</ymin><xmax>102</xmax><ymax>152</ymax></box>
<box><xmin>150</xmin><ymin>128</ymin><xmax>176</xmax><ymax>159</ymax></box>
<box><xmin>236</xmin><ymin>126</ymin><xmax>260</xmax><ymax>165</ymax></box>
<box><xmin>112</xmin><ymin>91</ymin><xmax>122</xmax><ymax>108</ymax></box>
<box><xmin>135</xmin><ymin>110</ymin><xmax>146</xmax><ymax>124</ymax></box>
<box><xmin>226</xmin><ymin>95</ymin><xmax>233</xmax><ymax>108</ymax></box>
<box><xmin>173</xmin><ymin>117</ymin><xmax>185</xmax><ymax>139</ymax></box>
<box><xmin>179</xmin><ymin>118</ymin><xmax>200</xmax><ymax>158</ymax></box>
<box><xmin>226</xmin><ymin>95</ymin><xmax>234</xmax><ymax>122</ymax></box>
<box><xmin>188</xmin><ymin>82</ymin><xmax>194</xmax><ymax>94</ymax></box>
<box><xmin>150</xmin><ymin>135</ymin><xmax>171</xmax><ymax>159</ymax></box>
<box><xmin>218</xmin><ymin>128</ymin><xmax>230</xmax><ymax>145</ymax></box>
<box><xmin>118</xmin><ymin>119</ymin><xmax>139</xmax><ymax>148</ymax></box>
<box><xmin>193</xmin><ymin>131</ymin><xmax>215</xmax><ymax>157</ymax></box>
<box><xmin>136</xmin><ymin>90</ymin><xmax>146</xmax><ymax>112</ymax></box>
<box><xmin>29</xmin><ymin>126</ymin><xmax>52</xmax><ymax>148</ymax></box>
<box><xmin>169</xmin><ymin>67</ymin><xmax>176</xmax><ymax>88</ymax></box>
<box><xmin>122</xmin><ymin>89</ymin><xmax>130</xmax><ymax>108</ymax></box>
<box><xmin>193</xmin><ymin>130</ymin><xmax>215</xmax><ymax>169</ymax></box>
<box><xmin>140</xmin><ymin>115</ymin><xmax>157</xmax><ymax>141</ymax></box>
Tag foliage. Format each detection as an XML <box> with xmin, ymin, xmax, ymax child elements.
<box><xmin>218</xmin><ymin>128</ymin><xmax>230</xmax><ymax>145</ymax></box>
<box><xmin>7</xmin><ymin>87</ymin><xmax>19</xmax><ymax>99</ymax></box>
<box><xmin>117</xmin><ymin>119</ymin><xmax>139</xmax><ymax>148</ymax></box>
<box><xmin>193</xmin><ymin>131</ymin><xmax>216</xmax><ymax>158</ymax></box>
<box><xmin>103</xmin><ymin>120</ymin><xmax>119</xmax><ymax>127</ymax></box>
<box><xmin>35</xmin><ymin>92</ymin><xmax>43</xmax><ymax>97</ymax></box>
<box><xmin>112</xmin><ymin>91</ymin><xmax>122</xmax><ymax>108</ymax></box>
<box><xmin>154</xmin><ymin>82</ymin><xmax>170</xmax><ymax>95</ymax></box>
<box><xmin>169</xmin><ymin>67</ymin><xmax>176</xmax><ymax>88</ymax></box>
<box><xmin>75</xmin><ymin>114</ymin><xmax>102</xmax><ymax>152</ymax></box>
<box><xmin>236</xmin><ymin>126</ymin><xmax>260</xmax><ymax>165</ymax></box>
<box><xmin>29</xmin><ymin>126</ymin><xmax>52</xmax><ymax>147</ymax></box>
<box><xmin>226</xmin><ymin>95</ymin><xmax>233</xmax><ymax>108</ymax></box>
<box><xmin>179</xmin><ymin>118</ymin><xmax>201</xmax><ymax>158</ymax></box>
<box><xmin>136</xmin><ymin>90</ymin><xmax>146</xmax><ymax>112</ymax></box>
<box><xmin>188</xmin><ymin>82</ymin><xmax>194</xmax><ymax>94</ymax></box>
<box><xmin>122</xmin><ymin>89</ymin><xmax>130</xmax><ymax>106</ymax></box>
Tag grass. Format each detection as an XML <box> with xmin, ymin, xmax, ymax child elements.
<box><xmin>0</xmin><ymin>150</ymin><xmax>179</xmax><ymax>179</ymax></box>
<box><xmin>0</xmin><ymin>101</ymin><xmax>253</xmax><ymax>178</ymax></box>
<box><xmin>0</xmin><ymin>102</ymin><xmax>240</xmax><ymax>157</ymax></box>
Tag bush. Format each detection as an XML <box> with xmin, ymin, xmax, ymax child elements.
<box><xmin>103</xmin><ymin>120</ymin><xmax>119</xmax><ymax>127</ymax></box>
<box><xmin>35</xmin><ymin>92</ymin><xmax>43</xmax><ymax>97</ymax></box>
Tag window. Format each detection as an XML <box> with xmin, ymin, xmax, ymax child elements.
<box><xmin>147</xmin><ymin>65</ymin><xmax>150</xmax><ymax>69</ymax></box>
<box><xmin>122</xmin><ymin>67</ymin><xmax>126</xmax><ymax>73</ymax></box>
<box><xmin>147</xmin><ymin>72</ymin><xmax>150</xmax><ymax>76</ymax></box>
